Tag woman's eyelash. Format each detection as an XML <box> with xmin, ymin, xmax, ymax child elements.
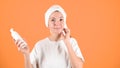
<box><xmin>60</xmin><ymin>19</ymin><xmax>63</xmax><ymax>21</ymax></box>
<box><xmin>51</xmin><ymin>18</ymin><xmax>63</xmax><ymax>22</ymax></box>
<box><xmin>51</xmin><ymin>19</ymin><xmax>55</xmax><ymax>21</ymax></box>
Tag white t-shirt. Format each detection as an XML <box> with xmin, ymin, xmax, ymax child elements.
<box><xmin>30</xmin><ymin>37</ymin><xmax>84</xmax><ymax>68</ymax></box>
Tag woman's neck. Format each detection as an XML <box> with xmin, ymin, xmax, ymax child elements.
<box><xmin>48</xmin><ymin>34</ymin><xmax>61</xmax><ymax>41</ymax></box>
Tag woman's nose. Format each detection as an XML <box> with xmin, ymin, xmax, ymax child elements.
<box><xmin>55</xmin><ymin>21</ymin><xmax>60</xmax><ymax>25</ymax></box>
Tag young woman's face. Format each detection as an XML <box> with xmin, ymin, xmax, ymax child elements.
<box><xmin>48</xmin><ymin>11</ymin><xmax>65</xmax><ymax>34</ymax></box>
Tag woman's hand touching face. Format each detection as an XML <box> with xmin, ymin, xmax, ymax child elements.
<box><xmin>60</xmin><ymin>28</ymin><xmax>70</xmax><ymax>41</ymax></box>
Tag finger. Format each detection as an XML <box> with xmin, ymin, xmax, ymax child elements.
<box><xmin>17</xmin><ymin>41</ymin><xmax>24</xmax><ymax>47</ymax></box>
<box><xmin>22</xmin><ymin>45</ymin><xmax>27</xmax><ymax>49</ymax></box>
<box><xmin>64</xmin><ymin>29</ymin><xmax>70</xmax><ymax>35</ymax></box>
<box><xmin>15</xmin><ymin>39</ymin><xmax>19</xmax><ymax>45</ymax></box>
<box><xmin>19</xmin><ymin>41</ymin><xmax>27</xmax><ymax>47</ymax></box>
<box><xmin>64</xmin><ymin>28</ymin><xmax>69</xmax><ymax>33</ymax></box>
<box><xmin>61</xmin><ymin>32</ymin><xmax>65</xmax><ymax>37</ymax></box>
<box><xmin>21</xmin><ymin>43</ymin><xmax>27</xmax><ymax>49</ymax></box>
<box><xmin>18</xmin><ymin>43</ymin><xmax>27</xmax><ymax>51</ymax></box>
<box><xmin>62</xmin><ymin>30</ymin><xmax>65</xmax><ymax>36</ymax></box>
<box><xmin>63</xmin><ymin>28</ymin><xmax>67</xmax><ymax>33</ymax></box>
<box><xmin>15</xmin><ymin>39</ymin><xmax>21</xmax><ymax>45</ymax></box>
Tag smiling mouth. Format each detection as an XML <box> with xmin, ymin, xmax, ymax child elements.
<box><xmin>54</xmin><ymin>27</ymin><xmax>61</xmax><ymax>29</ymax></box>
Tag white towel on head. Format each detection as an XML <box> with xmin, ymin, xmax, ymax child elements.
<box><xmin>45</xmin><ymin>5</ymin><xmax>67</xmax><ymax>28</ymax></box>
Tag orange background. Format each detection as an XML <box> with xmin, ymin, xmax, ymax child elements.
<box><xmin>0</xmin><ymin>0</ymin><xmax>120</xmax><ymax>68</ymax></box>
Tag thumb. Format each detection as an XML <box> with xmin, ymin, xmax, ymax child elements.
<box><xmin>60</xmin><ymin>32</ymin><xmax>65</xmax><ymax>39</ymax></box>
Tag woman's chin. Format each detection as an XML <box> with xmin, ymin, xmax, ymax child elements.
<box><xmin>54</xmin><ymin>31</ymin><xmax>62</xmax><ymax>34</ymax></box>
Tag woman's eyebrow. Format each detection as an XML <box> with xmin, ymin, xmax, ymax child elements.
<box><xmin>49</xmin><ymin>17</ymin><xmax>55</xmax><ymax>19</ymax></box>
<box><xmin>60</xmin><ymin>16</ymin><xmax>64</xmax><ymax>18</ymax></box>
<box><xmin>49</xmin><ymin>16</ymin><xmax>64</xmax><ymax>19</ymax></box>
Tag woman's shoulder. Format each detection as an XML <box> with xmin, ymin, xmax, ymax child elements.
<box><xmin>34</xmin><ymin>37</ymin><xmax>49</xmax><ymax>47</ymax></box>
<box><xmin>70</xmin><ymin>37</ymin><xmax>77</xmax><ymax>42</ymax></box>
<box><xmin>69</xmin><ymin>37</ymin><xmax>78</xmax><ymax>46</ymax></box>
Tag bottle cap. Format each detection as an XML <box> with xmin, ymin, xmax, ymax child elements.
<box><xmin>10</xmin><ymin>28</ymin><xmax>14</xmax><ymax>33</ymax></box>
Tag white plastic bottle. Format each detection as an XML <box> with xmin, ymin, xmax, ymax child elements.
<box><xmin>10</xmin><ymin>28</ymin><xmax>27</xmax><ymax>47</ymax></box>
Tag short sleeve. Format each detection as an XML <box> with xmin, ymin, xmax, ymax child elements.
<box><xmin>30</xmin><ymin>48</ymin><xmax>37</xmax><ymax>68</ymax></box>
<box><xmin>70</xmin><ymin>38</ymin><xmax>85</xmax><ymax>62</ymax></box>
<box><xmin>30</xmin><ymin>42</ymin><xmax>41</xmax><ymax>68</ymax></box>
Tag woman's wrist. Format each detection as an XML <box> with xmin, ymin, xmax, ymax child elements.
<box><xmin>64</xmin><ymin>36</ymin><xmax>70</xmax><ymax>42</ymax></box>
<box><xmin>64</xmin><ymin>39</ymin><xmax>70</xmax><ymax>46</ymax></box>
<box><xmin>23</xmin><ymin>53</ymin><xmax>30</xmax><ymax>58</ymax></box>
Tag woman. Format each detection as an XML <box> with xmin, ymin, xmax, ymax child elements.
<box><xmin>15</xmin><ymin>5</ymin><xmax>84</xmax><ymax>68</ymax></box>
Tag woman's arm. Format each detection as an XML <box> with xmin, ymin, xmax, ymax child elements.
<box><xmin>24</xmin><ymin>54</ymin><xmax>33</xmax><ymax>68</ymax></box>
<box><xmin>15</xmin><ymin>39</ymin><xmax>33</xmax><ymax>68</ymax></box>
<box><xmin>64</xmin><ymin>40</ymin><xmax>83</xmax><ymax>68</ymax></box>
<box><xmin>61</xmin><ymin>28</ymin><xmax>84</xmax><ymax>68</ymax></box>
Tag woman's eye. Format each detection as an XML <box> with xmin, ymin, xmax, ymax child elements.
<box><xmin>51</xmin><ymin>19</ymin><xmax>55</xmax><ymax>22</ymax></box>
<box><xmin>60</xmin><ymin>19</ymin><xmax>63</xmax><ymax>21</ymax></box>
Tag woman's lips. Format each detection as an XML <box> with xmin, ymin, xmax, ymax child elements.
<box><xmin>54</xmin><ymin>26</ymin><xmax>63</xmax><ymax>30</ymax></box>
<box><xmin>54</xmin><ymin>27</ymin><xmax>61</xmax><ymax>29</ymax></box>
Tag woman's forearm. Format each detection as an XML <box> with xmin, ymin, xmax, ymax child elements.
<box><xmin>24</xmin><ymin>54</ymin><xmax>33</xmax><ymax>68</ymax></box>
<box><xmin>64</xmin><ymin>40</ymin><xmax>83</xmax><ymax>68</ymax></box>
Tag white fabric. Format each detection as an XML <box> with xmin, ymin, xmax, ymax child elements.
<box><xmin>45</xmin><ymin>5</ymin><xmax>67</xmax><ymax>28</ymax></box>
<box><xmin>30</xmin><ymin>37</ymin><xmax>84</xmax><ymax>68</ymax></box>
